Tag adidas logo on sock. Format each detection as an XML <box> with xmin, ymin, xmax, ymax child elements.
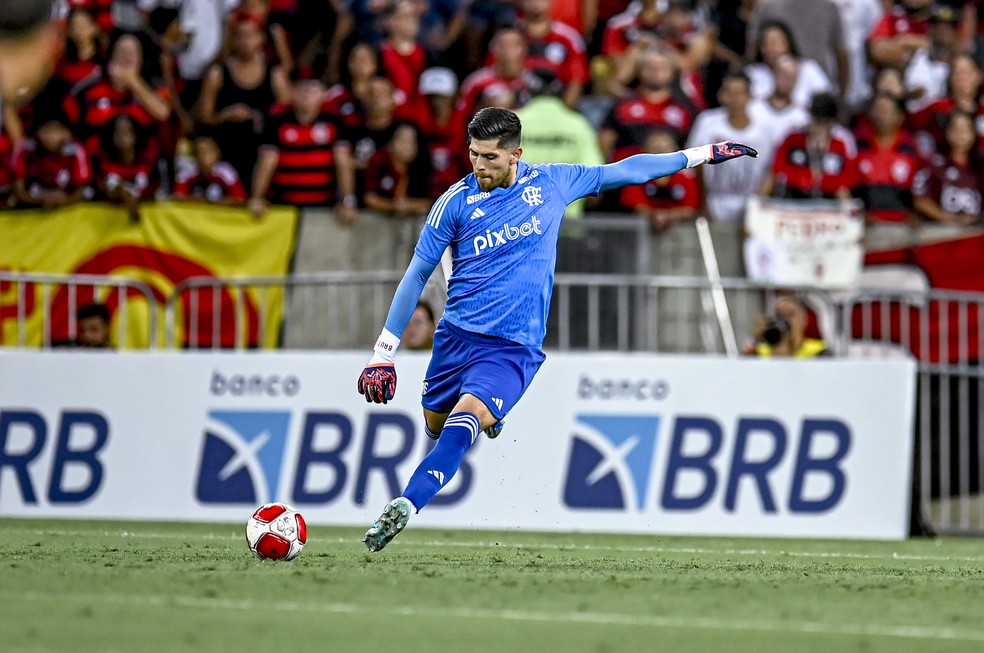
<box><xmin>427</xmin><ymin>469</ymin><xmax>445</xmax><ymax>485</ymax></box>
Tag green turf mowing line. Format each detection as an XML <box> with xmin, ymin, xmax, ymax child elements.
<box><xmin>1</xmin><ymin>518</ymin><xmax>983</xmax><ymax>653</ymax></box>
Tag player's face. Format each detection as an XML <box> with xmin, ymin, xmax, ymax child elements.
<box><xmin>468</xmin><ymin>138</ymin><xmax>522</xmax><ymax>191</ymax></box>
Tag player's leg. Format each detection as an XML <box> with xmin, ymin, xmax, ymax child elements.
<box><xmin>364</xmin><ymin>322</ymin><xmax>464</xmax><ymax>552</ymax></box>
<box><xmin>422</xmin><ymin>409</ymin><xmax>449</xmax><ymax>440</ymax></box>
<box><xmin>397</xmin><ymin>341</ymin><xmax>544</xmax><ymax>516</ymax></box>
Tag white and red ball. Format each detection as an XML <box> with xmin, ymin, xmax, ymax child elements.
<box><xmin>245</xmin><ymin>503</ymin><xmax>307</xmax><ymax>561</ymax></box>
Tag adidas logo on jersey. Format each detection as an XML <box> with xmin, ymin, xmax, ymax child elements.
<box><xmin>473</xmin><ymin>216</ymin><xmax>543</xmax><ymax>256</ymax></box>
<box><xmin>469</xmin><ymin>207</ymin><xmax>486</xmax><ymax>220</ymax></box>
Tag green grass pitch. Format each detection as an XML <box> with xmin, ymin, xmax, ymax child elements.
<box><xmin>2</xmin><ymin>518</ymin><xmax>983</xmax><ymax>653</ymax></box>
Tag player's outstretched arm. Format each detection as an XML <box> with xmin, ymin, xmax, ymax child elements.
<box><xmin>599</xmin><ymin>141</ymin><xmax>758</xmax><ymax>191</ymax></box>
<box><xmin>357</xmin><ymin>253</ymin><xmax>437</xmax><ymax>404</ymax></box>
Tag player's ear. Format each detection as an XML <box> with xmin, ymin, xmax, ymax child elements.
<box><xmin>511</xmin><ymin>147</ymin><xmax>522</xmax><ymax>164</ymax></box>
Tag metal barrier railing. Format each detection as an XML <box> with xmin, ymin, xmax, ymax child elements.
<box><xmin>163</xmin><ymin>271</ymin><xmax>405</xmax><ymax>349</ymax></box>
<box><xmin>0</xmin><ymin>271</ymin><xmax>159</xmax><ymax>348</ymax></box>
<box><xmin>839</xmin><ymin>287</ymin><xmax>984</xmax><ymax>536</ymax></box>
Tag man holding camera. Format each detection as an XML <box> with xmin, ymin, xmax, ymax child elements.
<box><xmin>745</xmin><ymin>295</ymin><xmax>830</xmax><ymax>358</ymax></box>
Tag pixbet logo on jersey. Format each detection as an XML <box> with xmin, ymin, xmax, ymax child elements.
<box><xmin>564</xmin><ymin>413</ymin><xmax>851</xmax><ymax>514</ymax></box>
<box><xmin>472</xmin><ymin>216</ymin><xmax>542</xmax><ymax>256</ymax></box>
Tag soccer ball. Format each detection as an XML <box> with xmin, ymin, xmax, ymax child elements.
<box><xmin>245</xmin><ymin>503</ymin><xmax>307</xmax><ymax>561</ymax></box>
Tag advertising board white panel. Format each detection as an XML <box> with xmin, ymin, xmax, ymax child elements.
<box><xmin>0</xmin><ymin>351</ymin><xmax>915</xmax><ymax>539</ymax></box>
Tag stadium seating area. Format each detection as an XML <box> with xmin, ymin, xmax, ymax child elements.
<box><xmin>2</xmin><ymin>0</ymin><xmax>984</xmax><ymax>230</ymax></box>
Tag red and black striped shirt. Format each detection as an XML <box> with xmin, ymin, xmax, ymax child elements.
<box><xmin>261</xmin><ymin>105</ymin><xmax>350</xmax><ymax>206</ymax></box>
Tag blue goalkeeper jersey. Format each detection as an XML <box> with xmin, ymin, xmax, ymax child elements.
<box><xmin>414</xmin><ymin>160</ymin><xmax>603</xmax><ymax>347</ymax></box>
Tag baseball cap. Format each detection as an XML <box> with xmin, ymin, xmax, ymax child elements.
<box><xmin>419</xmin><ymin>67</ymin><xmax>458</xmax><ymax>96</ymax></box>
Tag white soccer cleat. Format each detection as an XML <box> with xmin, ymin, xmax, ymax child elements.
<box><xmin>363</xmin><ymin>497</ymin><xmax>413</xmax><ymax>552</ymax></box>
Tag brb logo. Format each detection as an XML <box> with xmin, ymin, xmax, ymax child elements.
<box><xmin>195</xmin><ymin>409</ymin><xmax>473</xmax><ymax>506</ymax></box>
<box><xmin>564</xmin><ymin>414</ymin><xmax>851</xmax><ymax>514</ymax></box>
<box><xmin>472</xmin><ymin>216</ymin><xmax>542</xmax><ymax>256</ymax></box>
<box><xmin>196</xmin><ymin>410</ymin><xmax>292</xmax><ymax>503</ymax></box>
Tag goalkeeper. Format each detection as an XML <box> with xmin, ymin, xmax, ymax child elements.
<box><xmin>358</xmin><ymin>107</ymin><xmax>757</xmax><ymax>552</ymax></box>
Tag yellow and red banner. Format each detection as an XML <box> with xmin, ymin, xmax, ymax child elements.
<box><xmin>0</xmin><ymin>201</ymin><xmax>298</xmax><ymax>349</ymax></box>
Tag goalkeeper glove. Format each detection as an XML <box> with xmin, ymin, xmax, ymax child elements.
<box><xmin>357</xmin><ymin>329</ymin><xmax>399</xmax><ymax>404</ymax></box>
<box><xmin>682</xmin><ymin>141</ymin><xmax>759</xmax><ymax>168</ymax></box>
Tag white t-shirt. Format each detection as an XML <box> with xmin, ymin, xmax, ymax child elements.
<box><xmin>748</xmin><ymin>98</ymin><xmax>809</xmax><ymax>152</ymax></box>
<box><xmin>830</xmin><ymin>0</ymin><xmax>883</xmax><ymax>110</ymax></box>
<box><xmin>745</xmin><ymin>59</ymin><xmax>833</xmax><ymax>111</ymax></box>
<box><xmin>686</xmin><ymin>107</ymin><xmax>774</xmax><ymax>223</ymax></box>
<box><xmin>177</xmin><ymin>0</ymin><xmax>241</xmax><ymax>80</ymax></box>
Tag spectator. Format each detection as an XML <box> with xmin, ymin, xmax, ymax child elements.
<box><xmin>762</xmin><ymin>92</ymin><xmax>857</xmax><ymax>199</ymax></box>
<box><xmin>913</xmin><ymin>111</ymin><xmax>983</xmax><ymax>226</ymax></box>
<box><xmin>416</xmin><ymin>67</ymin><xmax>468</xmax><ymax>199</ymax></box>
<box><xmin>77</xmin><ymin>302</ymin><xmax>112</xmax><ymax>348</ymax></box>
<box><xmin>829</xmin><ymin>0</ymin><xmax>883</xmax><ymax>113</ymax></box>
<box><xmin>515</xmin><ymin>68</ymin><xmax>603</xmax><ymax>220</ymax></box>
<box><xmin>744</xmin><ymin>295</ymin><xmax>830</xmax><ymax>358</ymax></box>
<box><xmin>324</xmin><ymin>42</ymin><xmax>377</xmax><ymax>132</ymax></box>
<box><xmin>620</xmin><ymin>127</ymin><xmax>700</xmax><ymax>230</ymax></box>
<box><xmin>403</xmin><ymin>300</ymin><xmax>437</xmax><ymax>350</ymax></box>
<box><xmin>412</xmin><ymin>0</ymin><xmax>470</xmax><ymax>66</ymax></box>
<box><xmin>12</xmin><ymin>114</ymin><xmax>92</xmax><ymax>209</ymax></box>
<box><xmin>95</xmin><ymin>115</ymin><xmax>157</xmax><ymax>221</ymax></box>
<box><xmin>225</xmin><ymin>0</ymin><xmax>294</xmax><ymax>72</ymax></box>
<box><xmin>159</xmin><ymin>0</ymin><xmax>244</xmax><ymax>133</ymax></box>
<box><xmin>749</xmin><ymin>55</ymin><xmax>809</xmax><ymax>151</ymax></box>
<box><xmin>462</xmin><ymin>0</ymin><xmax>518</xmax><ymax>76</ymax></box>
<box><xmin>173</xmin><ymin>132</ymin><xmax>248</xmax><ymax>204</ymax></box>
<box><xmin>745</xmin><ymin>0</ymin><xmax>848</xmax><ymax>100</ymax></box>
<box><xmin>0</xmin><ymin>128</ymin><xmax>14</xmax><ymax>206</ymax></box>
<box><xmin>867</xmin><ymin>0</ymin><xmax>933</xmax><ymax>70</ymax></box>
<box><xmin>70</xmin><ymin>33</ymin><xmax>172</xmax><ymax>157</ymax></box>
<box><xmin>55</xmin><ymin>8</ymin><xmax>107</xmax><ymax>88</ymax></box>
<box><xmin>745</xmin><ymin>20</ymin><xmax>833</xmax><ymax>111</ymax></box>
<box><xmin>688</xmin><ymin>70</ymin><xmax>773</xmax><ymax>224</ymax></box>
<box><xmin>517</xmin><ymin>0</ymin><xmax>589</xmax><ymax>107</ymax></box>
<box><xmin>363</xmin><ymin>121</ymin><xmax>432</xmax><ymax>216</ymax></box>
<box><xmin>853</xmin><ymin>93</ymin><xmax>920</xmax><ymax>224</ymax></box>
<box><xmin>904</xmin><ymin>4</ymin><xmax>963</xmax><ymax>113</ymax></box>
<box><xmin>602</xmin><ymin>0</ymin><xmax>712</xmax><ymax>104</ymax></box>
<box><xmin>378</xmin><ymin>0</ymin><xmax>428</xmax><ymax>123</ymax></box>
<box><xmin>457</xmin><ymin>26</ymin><xmax>530</xmax><ymax>120</ymax></box>
<box><xmin>66</xmin><ymin>0</ymin><xmax>115</xmax><ymax>34</ymax></box>
<box><xmin>911</xmin><ymin>53</ymin><xmax>984</xmax><ymax>157</ymax></box>
<box><xmin>351</xmin><ymin>76</ymin><xmax>401</xmax><ymax>172</ymax></box>
<box><xmin>249</xmin><ymin>68</ymin><xmax>356</xmax><ymax>222</ymax></box>
<box><xmin>197</xmin><ymin>16</ymin><xmax>290</xmax><ymax>190</ymax></box>
<box><xmin>599</xmin><ymin>44</ymin><xmax>697</xmax><ymax>161</ymax></box>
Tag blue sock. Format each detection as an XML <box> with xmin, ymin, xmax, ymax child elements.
<box><xmin>402</xmin><ymin>412</ymin><xmax>479</xmax><ymax>511</ymax></box>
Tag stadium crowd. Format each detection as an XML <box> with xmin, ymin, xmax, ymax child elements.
<box><xmin>3</xmin><ymin>0</ymin><xmax>984</xmax><ymax>229</ymax></box>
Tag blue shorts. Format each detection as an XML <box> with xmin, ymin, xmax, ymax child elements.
<box><xmin>420</xmin><ymin>321</ymin><xmax>546</xmax><ymax>421</ymax></box>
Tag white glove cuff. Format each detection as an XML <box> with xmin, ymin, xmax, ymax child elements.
<box><xmin>370</xmin><ymin>328</ymin><xmax>401</xmax><ymax>364</ymax></box>
<box><xmin>682</xmin><ymin>144</ymin><xmax>712</xmax><ymax>168</ymax></box>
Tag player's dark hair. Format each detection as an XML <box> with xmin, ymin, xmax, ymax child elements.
<box><xmin>467</xmin><ymin>107</ymin><xmax>522</xmax><ymax>150</ymax></box>
<box><xmin>78</xmin><ymin>302</ymin><xmax>110</xmax><ymax>323</ymax></box>
<box><xmin>0</xmin><ymin>0</ymin><xmax>52</xmax><ymax>39</ymax></box>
